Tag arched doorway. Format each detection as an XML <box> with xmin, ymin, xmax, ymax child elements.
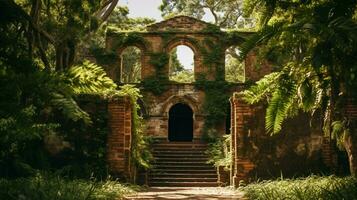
<box><xmin>168</xmin><ymin>103</ymin><xmax>193</xmax><ymax>141</ymax></box>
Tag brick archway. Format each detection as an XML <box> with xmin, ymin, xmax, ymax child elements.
<box><xmin>164</xmin><ymin>37</ymin><xmax>201</xmax><ymax>80</ymax></box>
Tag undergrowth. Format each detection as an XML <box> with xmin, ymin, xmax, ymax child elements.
<box><xmin>0</xmin><ymin>173</ymin><xmax>139</xmax><ymax>200</ymax></box>
<box><xmin>242</xmin><ymin>175</ymin><xmax>357</xmax><ymax>200</ymax></box>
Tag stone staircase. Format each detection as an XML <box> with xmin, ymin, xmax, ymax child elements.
<box><xmin>148</xmin><ymin>140</ymin><xmax>219</xmax><ymax>187</ymax></box>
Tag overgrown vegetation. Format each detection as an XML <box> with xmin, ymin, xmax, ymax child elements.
<box><xmin>112</xmin><ymin>85</ymin><xmax>153</xmax><ymax>179</ymax></box>
<box><xmin>242</xmin><ymin>175</ymin><xmax>357</xmax><ymax>200</ymax></box>
<box><xmin>239</xmin><ymin>0</ymin><xmax>357</xmax><ymax>175</ymax></box>
<box><xmin>0</xmin><ymin>173</ymin><xmax>138</xmax><ymax>200</ymax></box>
<box><xmin>206</xmin><ymin>135</ymin><xmax>232</xmax><ymax>169</ymax></box>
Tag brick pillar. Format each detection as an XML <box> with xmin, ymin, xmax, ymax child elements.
<box><xmin>230</xmin><ymin>95</ymin><xmax>256</xmax><ymax>187</ymax></box>
<box><xmin>107</xmin><ymin>97</ymin><xmax>132</xmax><ymax>179</ymax></box>
<box><xmin>245</xmin><ymin>52</ymin><xmax>272</xmax><ymax>82</ymax></box>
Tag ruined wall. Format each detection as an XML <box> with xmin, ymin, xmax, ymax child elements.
<box><xmin>107</xmin><ymin>97</ymin><xmax>132</xmax><ymax>178</ymax></box>
<box><xmin>142</xmin><ymin>84</ymin><xmax>205</xmax><ymax>140</ymax></box>
<box><xmin>230</xmin><ymin>95</ymin><xmax>330</xmax><ymax>186</ymax></box>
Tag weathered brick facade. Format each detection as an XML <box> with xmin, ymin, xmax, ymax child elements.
<box><xmin>228</xmin><ymin>95</ymin><xmax>350</xmax><ymax>186</ymax></box>
<box><xmin>107</xmin><ymin>97</ymin><xmax>132</xmax><ymax>178</ymax></box>
<box><xmin>104</xmin><ymin>16</ymin><xmax>265</xmax><ymax>141</ymax></box>
<box><xmin>103</xmin><ymin>16</ymin><xmax>346</xmax><ymax>184</ymax></box>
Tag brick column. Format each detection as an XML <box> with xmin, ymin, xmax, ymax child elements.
<box><xmin>107</xmin><ymin>97</ymin><xmax>132</xmax><ymax>179</ymax></box>
<box><xmin>230</xmin><ymin>95</ymin><xmax>255</xmax><ymax>187</ymax></box>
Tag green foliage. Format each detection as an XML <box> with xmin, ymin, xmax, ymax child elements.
<box><xmin>240</xmin><ymin>68</ymin><xmax>307</xmax><ymax>134</ymax></box>
<box><xmin>121</xmin><ymin>47</ymin><xmax>142</xmax><ymax>83</ymax></box>
<box><xmin>110</xmin><ymin>32</ymin><xmax>148</xmax><ymax>50</ymax></box>
<box><xmin>141</xmin><ymin>76</ymin><xmax>169</xmax><ymax>95</ymax></box>
<box><xmin>242</xmin><ymin>175</ymin><xmax>357</xmax><ymax>200</ymax></box>
<box><xmin>159</xmin><ymin>0</ymin><xmax>253</xmax><ymax>29</ymax></box>
<box><xmin>114</xmin><ymin>85</ymin><xmax>153</xmax><ymax>170</ymax></box>
<box><xmin>225</xmin><ymin>53</ymin><xmax>245</xmax><ymax>83</ymax></box>
<box><xmin>67</xmin><ymin>61</ymin><xmax>117</xmax><ymax>95</ymax></box>
<box><xmin>170</xmin><ymin>70</ymin><xmax>195</xmax><ymax>83</ymax></box>
<box><xmin>206</xmin><ymin>135</ymin><xmax>232</xmax><ymax>169</ymax></box>
<box><xmin>149</xmin><ymin>52</ymin><xmax>169</xmax><ymax>70</ymax></box>
<box><xmin>195</xmin><ymin>77</ymin><xmax>231</xmax><ymax>138</ymax></box>
<box><xmin>0</xmin><ymin>173</ymin><xmax>138</xmax><ymax>200</ymax></box>
<box><xmin>141</xmin><ymin>52</ymin><xmax>170</xmax><ymax>95</ymax></box>
<box><xmin>201</xmin><ymin>39</ymin><xmax>224</xmax><ymax>71</ymax></box>
<box><xmin>240</xmin><ymin>1</ymin><xmax>357</xmax><ymax>139</ymax></box>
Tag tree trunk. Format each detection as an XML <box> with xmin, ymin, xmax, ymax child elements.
<box><xmin>344</xmin><ymin>131</ymin><xmax>357</xmax><ymax>177</ymax></box>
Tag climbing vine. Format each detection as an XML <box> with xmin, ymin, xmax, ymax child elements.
<box><xmin>110</xmin><ymin>85</ymin><xmax>153</xmax><ymax>172</ymax></box>
<box><xmin>141</xmin><ymin>52</ymin><xmax>170</xmax><ymax>95</ymax></box>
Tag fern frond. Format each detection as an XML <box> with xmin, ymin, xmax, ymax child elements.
<box><xmin>331</xmin><ymin>120</ymin><xmax>349</xmax><ymax>150</ymax></box>
<box><xmin>265</xmin><ymin>74</ymin><xmax>297</xmax><ymax>134</ymax></box>
<box><xmin>298</xmin><ymin>78</ymin><xmax>317</xmax><ymax>112</ymax></box>
<box><xmin>66</xmin><ymin>60</ymin><xmax>117</xmax><ymax>95</ymax></box>
<box><xmin>239</xmin><ymin>22</ymin><xmax>284</xmax><ymax>60</ymax></box>
<box><xmin>240</xmin><ymin>72</ymin><xmax>281</xmax><ymax>104</ymax></box>
<box><xmin>51</xmin><ymin>93</ymin><xmax>91</xmax><ymax>124</ymax></box>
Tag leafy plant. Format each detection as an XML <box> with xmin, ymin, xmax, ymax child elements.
<box><xmin>206</xmin><ymin>135</ymin><xmax>232</xmax><ymax>169</ymax></box>
<box><xmin>0</xmin><ymin>173</ymin><xmax>138</xmax><ymax>200</ymax></box>
<box><xmin>242</xmin><ymin>175</ymin><xmax>357</xmax><ymax>200</ymax></box>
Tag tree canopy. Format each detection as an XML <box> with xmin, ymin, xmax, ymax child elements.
<box><xmin>240</xmin><ymin>0</ymin><xmax>357</xmax><ymax>175</ymax></box>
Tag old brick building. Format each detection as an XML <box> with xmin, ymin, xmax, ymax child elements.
<box><xmin>104</xmin><ymin>16</ymin><xmax>340</xmax><ymax>186</ymax></box>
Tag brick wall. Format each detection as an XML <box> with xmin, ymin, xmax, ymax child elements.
<box><xmin>107</xmin><ymin>97</ymin><xmax>132</xmax><ymax>179</ymax></box>
<box><xmin>245</xmin><ymin>51</ymin><xmax>272</xmax><ymax>82</ymax></box>
<box><xmin>230</xmin><ymin>94</ymin><xmax>333</xmax><ymax>187</ymax></box>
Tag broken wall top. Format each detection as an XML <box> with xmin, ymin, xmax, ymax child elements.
<box><xmin>146</xmin><ymin>16</ymin><xmax>221</xmax><ymax>33</ymax></box>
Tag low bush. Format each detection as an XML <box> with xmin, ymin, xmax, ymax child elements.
<box><xmin>242</xmin><ymin>175</ymin><xmax>357</xmax><ymax>200</ymax></box>
<box><xmin>0</xmin><ymin>173</ymin><xmax>138</xmax><ymax>200</ymax></box>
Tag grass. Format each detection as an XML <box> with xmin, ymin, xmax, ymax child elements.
<box><xmin>0</xmin><ymin>173</ymin><xmax>139</xmax><ymax>200</ymax></box>
<box><xmin>241</xmin><ymin>175</ymin><xmax>357</xmax><ymax>200</ymax></box>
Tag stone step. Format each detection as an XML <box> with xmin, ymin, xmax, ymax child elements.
<box><xmin>152</xmin><ymin>147</ymin><xmax>207</xmax><ymax>152</ymax></box>
<box><xmin>149</xmin><ymin>177</ymin><xmax>217</xmax><ymax>183</ymax></box>
<box><xmin>151</xmin><ymin>169</ymin><xmax>216</xmax><ymax>173</ymax></box>
<box><xmin>155</xmin><ymin>157</ymin><xmax>208</xmax><ymax>161</ymax></box>
<box><xmin>153</xmin><ymin>154</ymin><xmax>209</xmax><ymax>159</ymax></box>
<box><xmin>150</xmin><ymin>173</ymin><xmax>217</xmax><ymax>178</ymax></box>
<box><xmin>148</xmin><ymin>141</ymin><xmax>217</xmax><ymax>187</ymax></box>
<box><xmin>154</xmin><ymin>165</ymin><xmax>214</xmax><ymax>170</ymax></box>
<box><xmin>152</xmin><ymin>139</ymin><xmax>207</xmax><ymax>144</ymax></box>
<box><xmin>154</xmin><ymin>161</ymin><xmax>209</xmax><ymax>165</ymax></box>
<box><xmin>149</xmin><ymin>181</ymin><xmax>219</xmax><ymax>187</ymax></box>
<box><xmin>153</xmin><ymin>150</ymin><xmax>206</xmax><ymax>154</ymax></box>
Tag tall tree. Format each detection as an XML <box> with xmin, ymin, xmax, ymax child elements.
<box><xmin>160</xmin><ymin>0</ymin><xmax>246</xmax><ymax>28</ymax></box>
<box><xmin>1</xmin><ymin>0</ymin><xmax>119</xmax><ymax>71</ymax></box>
<box><xmin>240</xmin><ymin>0</ymin><xmax>357</xmax><ymax>176</ymax></box>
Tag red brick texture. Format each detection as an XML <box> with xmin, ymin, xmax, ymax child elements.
<box><xmin>229</xmin><ymin>94</ymin><xmax>334</xmax><ymax>187</ymax></box>
<box><xmin>107</xmin><ymin>97</ymin><xmax>132</xmax><ymax>179</ymax></box>
<box><xmin>230</xmin><ymin>97</ymin><xmax>256</xmax><ymax>186</ymax></box>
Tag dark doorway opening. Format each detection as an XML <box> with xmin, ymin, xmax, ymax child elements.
<box><xmin>168</xmin><ymin>103</ymin><xmax>193</xmax><ymax>141</ymax></box>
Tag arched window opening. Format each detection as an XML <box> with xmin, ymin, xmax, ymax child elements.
<box><xmin>168</xmin><ymin>103</ymin><xmax>193</xmax><ymax>141</ymax></box>
<box><xmin>169</xmin><ymin>45</ymin><xmax>194</xmax><ymax>83</ymax></box>
<box><xmin>225</xmin><ymin>47</ymin><xmax>245</xmax><ymax>83</ymax></box>
<box><xmin>120</xmin><ymin>46</ymin><xmax>141</xmax><ymax>83</ymax></box>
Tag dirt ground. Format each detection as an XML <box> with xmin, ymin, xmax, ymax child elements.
<box><xmin>123</xmin><ymin>187</ymin><xmax>246</xmax><ymax>200</ymax></box>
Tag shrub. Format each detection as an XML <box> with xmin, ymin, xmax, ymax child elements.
<box><xmin>0</xmin><ymin>173</ymin><xmax>138</xmax><ymax>200</ymax></box>
<box><xmin>242</xmin><ymin>175</ymin><xmax>357</xmax><ymax>200</ymax></box>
